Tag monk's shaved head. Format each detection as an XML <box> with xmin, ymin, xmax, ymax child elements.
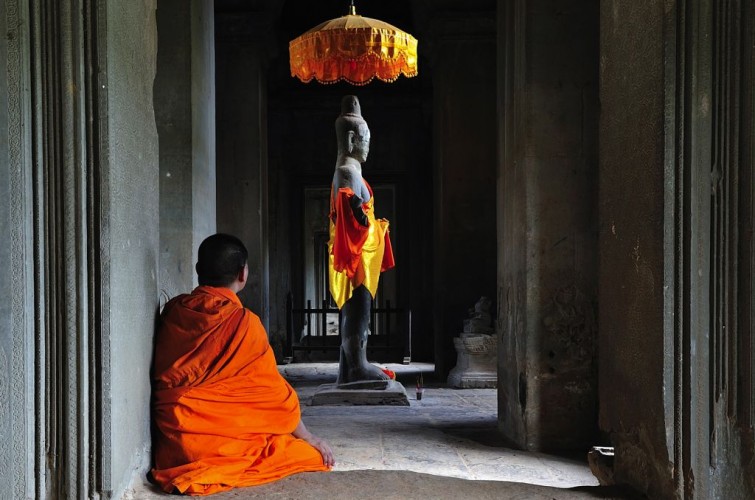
<box><xmin>196</xmin><ymin>233</ymin><xmax>248</xmax><ymax>287</ymax></box>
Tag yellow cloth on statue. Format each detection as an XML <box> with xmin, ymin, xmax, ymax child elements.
<box><xmin>328</xmin><ymin>196</ymin><xmax>390</xmax><ymax>309</ymax></box>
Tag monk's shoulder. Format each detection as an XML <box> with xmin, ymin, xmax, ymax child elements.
<box><xmin>236</xmin><ymin>308</ymin><xmax>268</xmax><ymax>338</ymax></box>
<box><xmin>240</xmin><ymin>307</ymin><xmax>262</xmax><ymax>326</ymax></box>
<box><xmin>159</xmin><ymin>293</ymin><xmax>188</xmax><ymax>320</ymax></box>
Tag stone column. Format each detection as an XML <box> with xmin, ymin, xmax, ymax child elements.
<box><xmin>598</xmin><ymin>2</ymin><xmax>675</xmax><ymax>494</ymax></box>
<box><xmin>1</xmin><ymin>1</ymin><xmax>162</xmax><ymax>496</ymax></box>
<box><xmin>155</xmin><ymin>0</ymin><xmax>216</xmax><ymax>299</ymax></box>
<box><xmin>497</xmin><ymin>0</ymin><xmax>599</xmax><ymax>451</ymax></box>
<box><xmin>0</xmin><ymin>0</ymin><xmax>34</xmax><ymax>497</ymax></box>
<box><xmin>216</xmin><ymin>12</ymin><xmax>277</xmax><ymax>329</ymax></box>
<box><xmin>0</xmin><ymin>1</ymin><xmax>162</xmax><ymax>497</ymax></box>
<box><xmin>105</xmin><ymin>2</ymin><xmax>162</xmax><ymax>497</ymax></box>
<box><xmin>601</xmin><ymin>1</ymin><xmax>754</xmax><ymax>498</ymax></box>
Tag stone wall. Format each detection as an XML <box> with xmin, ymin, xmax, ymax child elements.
<box><xmin>190</xmin><ymin>0</ymin><xmax>217</xmax><ymax>271</ymax></box>
<box><xmin>0</xmin><ymin>0</ymin><xmax>33</xmax><ymax>496</ymax></box>
<box><xmin>105</xmin><ymin>1</ymin><xmax>161</xmax><ymax>496</ymax></box>
<box><xmin>155</xmin><ymin>0</ymin><xmax>216</xmax><ymax>300</ymax></box>
<box><xmin>0</xmin><ymin>1</ymin><xmax>164</xmax><ymax>496</ymax></box>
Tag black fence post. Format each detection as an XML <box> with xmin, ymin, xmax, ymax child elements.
<box><xmin>403</xmin><ymin>309</ymin><xmax>412</xmax><ymax>364</ymax></box>
<box><xmin>285</xmin><ymin>292</ymin><xmax>294</xmax><ymax>363</ymax></box>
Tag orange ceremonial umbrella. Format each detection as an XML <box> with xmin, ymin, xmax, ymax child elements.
<box><xmin>289</xmin><ymin>2</ymin><xmax>418</xmax><ymax>85</ymax></box>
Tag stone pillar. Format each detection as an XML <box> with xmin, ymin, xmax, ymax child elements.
<box><xmin>497</xmin><ymin>0</ymin><xmax>599</xmax><ymax>451</ymax></box>
<box><xmin>598</xmin><ymin>2</ymin><xmax>675</xmax><ymax>495</ymax></box>
<box><xmin>155</xmin><ymin>0</ymin><xmax>216</xmax><ymax>299</ymax></box>
<box><xmin>2</xmin><ymin>1</ymin><xmax>162</xmax><ymax>496</ymax></box>
<box><xmin>0</xmin><ymin>1</ymin><xmax>161</xmax><ymax>497</ymax></box>
<box><xmin>0</xmin><ymin>0</ymin><xmax>34</xmax><ymax>497</ymax></box>
<box><xmin>424</xmin><ymin>3</ymin><xmax>497</xmax><ymax>379</ymax></box>
<box><xmin>105</xmin><ymin>2</ymin><xmax>161</xmax><ymax>497</ymax></box>
<box><xmin>601</xmin><ymin>1</ymin><xmax>754</xmax><ymax>498</ymax></box>
<box><xmin>216</xmin><ymin>13</ymin><xmax>276</xmax><ymax>329</ymax></box>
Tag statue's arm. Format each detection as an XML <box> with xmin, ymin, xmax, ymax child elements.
<box><xmin>334</xmin><ymin>165</ymin><xmax>369</xmax><ymax>227</ymax></box>
<box><xmin>347</xmin><ymin>192</ymin><xmax>369</xmax><ymax>227</ymax></box>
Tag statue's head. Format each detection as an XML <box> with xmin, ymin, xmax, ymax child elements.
<box><xmin>335</xmin><ymin>95</ymin><xmax>370</xmax><ymax>162</ymax></box>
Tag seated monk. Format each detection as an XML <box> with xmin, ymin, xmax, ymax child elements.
<box><xmin>151</xmin><ymin>233</ymin><xmax>334</xmax><ymax>495</ymax></box>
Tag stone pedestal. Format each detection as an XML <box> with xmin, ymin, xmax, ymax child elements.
<box><xmin>447</xmin><ymin>333</ymin><xmax>497</xmax><ymax>388</ymax></box>
<box><xmin>448</xmin><ymin>298</ymin><xmax>498</xmax><ymax>388</ymax></box>
<box><xmin>310</xmin><ymin>380</ymin><xmax>410</xmax><ymax>406</ymax></box>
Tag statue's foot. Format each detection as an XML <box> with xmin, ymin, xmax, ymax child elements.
<box><xmin>338</xmin><ymin>362</ymin><xmax>390</xmax><ymax>385</ymax></box>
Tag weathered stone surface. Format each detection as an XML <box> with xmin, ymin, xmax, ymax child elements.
<box><xmin>155</xmin><ymin>0</ymin><xmax>217</xmax><ymax>300</ymax></box>
<box><xmin>497</xmin><ymin>0</ymin><xmax>599</xmax><ymax>452</ymax></box>
<box><xmin>447</xmin><ymin>370</ymin><xmax>497</xmax><ymax>389</ymax></box>
<box><xmin>598</xmin><ymin>2</ymin><xmax>675</xmax><ymax>498</ymax></box>
<box><xmin>107</xmin><ymin>2</ymin><xmax>161</xmax><ymax>497</ymax></box>
<box><xmin>215</xmin><ymin>32</ymin><xmax>270</xmax><ymax>329</ymax></box>
<box><xmin>587</xmin><ymin>447</ymin><xmax>615</xmax><ymax>486</ymax></box>
<box><xmin>449</xmin><ymin>299</ymin><xmax>498</xmax><ymax>388</ymax></box>
<box><xmin>447</xmin><ymin>334</ymin><xmax>498</xmax><ymax>389</ymax></box>
<box><xmin>337</xmin><ymin>380</ymin><xmax>390</xmax><ymax>390</ymax></box>
<box><xmin>0</xmin><ymin>1</ymin><xmax>28</xmax><ymax>495</ymax></box>
<box><xmin>311</xmin><ymin>380</ymin><xmax>410</xmax><ymax>406</ymax></box>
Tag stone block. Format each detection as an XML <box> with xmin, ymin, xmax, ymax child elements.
<box><xmin>447</xmin><ymin>334</ymin><xmax>498</xmax><ymax>389</ymax></box>
<box><xmin>310</xmin><ymin>380</ymin><xmax>410</xmax><ymax>406</ymax></box>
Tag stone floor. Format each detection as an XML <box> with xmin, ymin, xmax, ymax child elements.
<box><xmin>128</xmin><ymin>363</ymin><xmax>640</xmax><ymax>499</ymax></box>
<box><xmin>281</xmin><ymin>363</ymin><xmax>597</xmax><ymax>486</ymax></box>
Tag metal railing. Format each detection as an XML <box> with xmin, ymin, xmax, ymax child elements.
<box><xmin>285</xmin><ymin>292</ymin><xmax>411</xmax><ymax>364</ymax></box>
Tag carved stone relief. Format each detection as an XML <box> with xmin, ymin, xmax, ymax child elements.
<box><xmin>541</xmin><ymin>283</ymin><xmax>596</xmax><ymax>374</ymax></box>
<box><xmin>7</xmin><ymin>0</ymin><xmax>31</xmax><ymax>497</ymax></box>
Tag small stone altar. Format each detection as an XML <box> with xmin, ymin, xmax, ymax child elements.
<box><xmin>447</xmin><ymin>297</ymin><xmax>498</xmax><ymax>388</ymax></box>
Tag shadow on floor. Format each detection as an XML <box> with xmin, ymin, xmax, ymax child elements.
<box><xmin>132</xmin><ymin>470</ymin><xmax>645</xmax><ymax>500</ymax></box>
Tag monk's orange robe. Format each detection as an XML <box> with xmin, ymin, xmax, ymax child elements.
<box><xmin>151</xmin><ymin>286</ymin><xmax>329</xmax><ymax>496</ymax></box>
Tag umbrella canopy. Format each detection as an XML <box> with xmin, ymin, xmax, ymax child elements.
<box><xmin>289</xmin><ymin>3</ymin><xmax>418</xmax><ymax>85</ymax></box>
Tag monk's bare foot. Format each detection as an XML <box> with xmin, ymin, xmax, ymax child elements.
<box><xmin>338</xmin><ymin>362</ymin><xmax>389</xmax><ymax>384</ymax></box>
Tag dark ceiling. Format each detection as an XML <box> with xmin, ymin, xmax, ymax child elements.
<box><xmin>213</xmin><ymin>0</ymin><xmax>494</xmax><ymax>105</ymax></box>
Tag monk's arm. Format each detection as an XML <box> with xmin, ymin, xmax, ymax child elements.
<box><xmin>293</xmin><ymin>420</ymin><xmax>335</xmax><ymax>467</ymax></box>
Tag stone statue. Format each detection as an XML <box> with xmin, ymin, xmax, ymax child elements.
<box><xmin>328</xmin><ymin>95</ymin><xmax>395</xmax><ymax>385</ymax></box>
<box><xmin>448</xmin><ymin>296</ymin><xmax>497</xmax><ymax>388</ymax></box>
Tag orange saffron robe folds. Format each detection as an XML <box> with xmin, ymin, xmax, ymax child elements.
<box><xmin>329</xmin><ymin>182</ymin><xmax>395</xmax><ymax>309</ymax></box>
<box><xmin>151</xmin><ymin>286</ymin><xmax>329</xmax><ymax>496</ymax></box>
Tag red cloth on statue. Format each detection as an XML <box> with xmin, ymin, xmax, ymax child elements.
<box><xmin>331</xmin><ymin>187</ymin><xmax>369</xmax><ymax>278</ymax></box>
<box><xmin>381</xmin><ymin>229</ymin><xmax>395</xmax><ymax>272</ymax></box>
